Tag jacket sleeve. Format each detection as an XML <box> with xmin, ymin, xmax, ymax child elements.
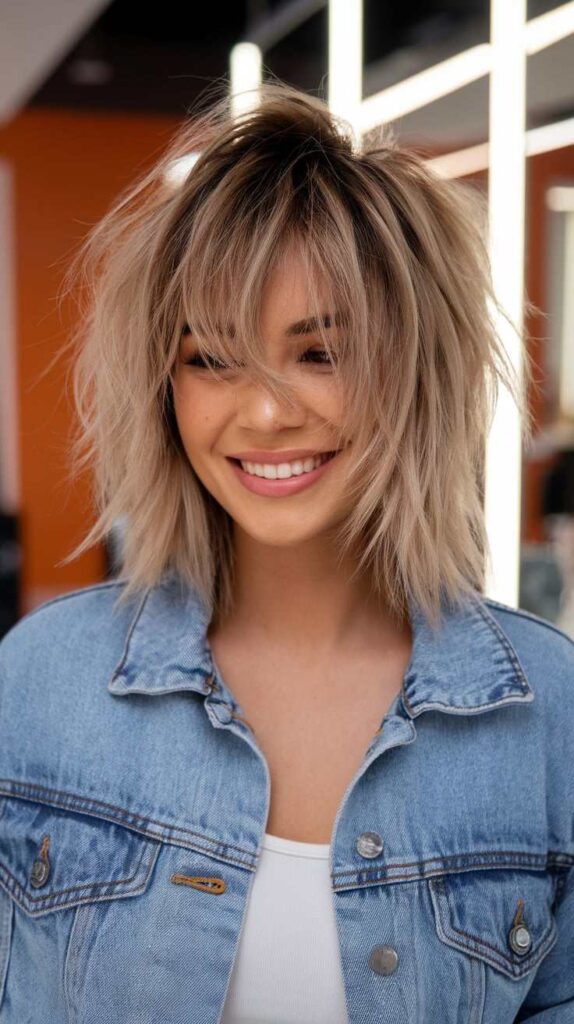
<box><xmin>514</xmin><ymin>864</ymin><xmax>574</xmax><ymax>1022</ymax></box>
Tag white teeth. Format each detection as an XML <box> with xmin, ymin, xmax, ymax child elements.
<box><xmin>239</xmin><ymin>452</ymin><xmax>334</xmax><ymax>479</ymax></box>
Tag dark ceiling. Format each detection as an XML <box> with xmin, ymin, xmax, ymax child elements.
<box><xmin>27</xmin><ymin>0</ymin><xmax>491</xmax><ymax>116</ymax></box>
<box><xmin>26</xmin><ymin>0</ymin><xmax>561</xmax><ymax>117</ymax></box>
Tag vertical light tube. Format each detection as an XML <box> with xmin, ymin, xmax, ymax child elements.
<box><xmin>230</xmin><ymin>42</ymin><xmax>262</xmax><ymax>119</ymax></box>
<box><xmin>484</xmin><ymin>0</ymin><xmax>527</xmax><ymax>605</ymax></box>
<box><xmin>328</xmin><ymin>0</ymin><xmax>363</xmax><ymax>147</ymax></box>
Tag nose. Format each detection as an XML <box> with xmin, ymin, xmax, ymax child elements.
<box><xmin>234</xmin><ymin>381</ymin><xmax>307</xmax><ymax>433</ymax></box>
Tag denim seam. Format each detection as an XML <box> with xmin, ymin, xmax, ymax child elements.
<box><xmin>0</xmin><ymin>781</ymin><xmax>256</xmax><ymax>860</ymax></box>
<box><xmin>332</xmin><ymin>854</ymin><xmax>573</xmax><ymax>882</ymax></box>
<box><xmin>469</xmin><ymin>955</ymin><xmax>485</xmax><ymax>1024</ymax></box>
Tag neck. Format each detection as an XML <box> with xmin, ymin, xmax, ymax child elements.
<box><xmin>211</xmin><ymin>527</ymin><xmax>410</xmax><ymax>661</ymax></box>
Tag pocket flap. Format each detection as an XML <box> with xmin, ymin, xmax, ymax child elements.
<box><xmin>0</xmin><ymin>795</ymin><xmax>160</xmax><ymax>917</ymax></box>
<box><xmin>429</xmin><ymin>867</ymin><xmax>559</xmax><ymax>980</ymax></box>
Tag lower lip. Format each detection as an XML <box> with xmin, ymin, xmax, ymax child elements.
<box><xmin>227</xmin><ymin>451</ymin><xmax>341</xmax><ymax>496</ymax></box>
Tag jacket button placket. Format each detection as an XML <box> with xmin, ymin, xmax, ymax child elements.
<box><xmin>356</xmin><ymin>835</ymin><xmax>400</xmax><ymax>979</ymax></box>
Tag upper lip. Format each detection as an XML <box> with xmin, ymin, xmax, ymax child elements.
<box><xmin>227</xmin><ymin>448</ymin><xmax>339</xmax><ymax>464</ymax></box>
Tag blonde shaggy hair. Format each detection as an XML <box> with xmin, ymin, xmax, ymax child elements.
<box><xmin>56</xmin><ymin>79</ymin><xmax>537</xmax><ymax>633</ymax></box>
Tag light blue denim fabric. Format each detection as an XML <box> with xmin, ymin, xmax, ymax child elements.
<box><xmin>0</xmin><ymin>571</ymin><xmax>573</xmax><ymax>1024</ymax></box>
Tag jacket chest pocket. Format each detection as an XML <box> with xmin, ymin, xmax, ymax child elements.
<box><xmin>0</xmin><ymin>794</ymin><xmax>160</xmax><ymax>915</ymax></box>
<box><xmin>428</xmin><ymin>865</ymin><xmax>560</xmax><ymax>1021</ymax></box>
<box><xmin>0</xmin><ymin>793</ymin><xmax>161</xmax><ymax>1017</ymax></box>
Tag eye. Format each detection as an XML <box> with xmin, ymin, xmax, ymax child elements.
<box><xmin>299</xmin><ymin>347</ymin><xmax>336</xmax><ymax>367</ymax></box>
<box><xmin>182</xmin><ymin>347</ymin><xmax>337</xmax><ymax>372</ymax></box>
<box><xmin>183</xmin><ymin>353</ymin><xmax>232</xmax><ymax>370</ymax></box>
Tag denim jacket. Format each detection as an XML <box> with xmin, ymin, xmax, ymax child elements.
<box><xmin>0</xmin><ymin>572</ymin><xmax>573</xmax><ymax>1024</ymax></box>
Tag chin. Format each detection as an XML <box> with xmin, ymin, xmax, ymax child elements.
<box><xmin>235</xmin><ymin>516</ymin><xmax>340</xmax><ymax>547</ymax></box>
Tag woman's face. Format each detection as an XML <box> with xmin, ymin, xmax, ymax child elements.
<box><xmin>171</xmin><ymin>249</ymin><xmax>354</xmax><ymax>548</ymax></box>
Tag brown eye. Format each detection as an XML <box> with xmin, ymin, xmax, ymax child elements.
<box><xmin>300</xmin><ymin>348</ymin><xmax>337</xmax><ymax>366</ymax></box>
<box><xmin>184</xmin><ymin>353</ymin><xmax>230</xmax><ymax>370</ymax></box>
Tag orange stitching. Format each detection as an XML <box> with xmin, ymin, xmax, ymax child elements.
<box><xmin>513</xmin><ymin>898</ymin><xmax>525</xmax><ymax>926</ymax></box>
<box><xmin>39</xmin><ymin>835</ymin><xmax>50</xmax><ymax>858</ymax></box>
<box><xmin>170</xmin><ymin>873</ymin><xmax>226</xmax><ymax>894</ymax></box>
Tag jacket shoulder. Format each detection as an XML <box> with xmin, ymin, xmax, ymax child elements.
<box><xmin>482</xmin><ymin>596</ymin><xmax>574</xmax><ymax>705</ymax></box>
<box><xmin>0</xmin><ymin>579</ymin><xmax>138</xmax><ymax>682</ymax></box>
<box><xmin>483</xmin><ymin>596</ymin><xmax>574</xmax><ymax>647</ymax></box>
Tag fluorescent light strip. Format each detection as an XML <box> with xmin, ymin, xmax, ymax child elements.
<box><xmin>328</xmin><ymin>0</ymin><xmax>363</xmax><ymax>147</ymax></box>
<box><xmin>358</xmin><ymin>44</ymin><xmax>491</xmax><ymax>132</ymax></box>
<box><xmin>426</xmin><ymin>143</ymin><xmax>489</xmax><ymax>179</ymax></box>
<box><xmin>527</xmin><ymin>116</ymin><xmax>574</xmax><ymax>156</ymax></box>
<box><xmin>230</xmin><ymin>42</ymin><xmax>262</xmax><ymax>119</ymax></box>
<box><xmin>358</xmin><ymin>1</ymin><xmax>574</xmax><ymax>131</ymax></box>
<box><xmin>483</xmin><ymin>0</ymin><xmax>527</xmax><ymax>605</ymax></box>
<box><xmin>525</xmin><ymin>0</ymin><xmax>574</xmax><ymax>54</ymax></box>
<box><xmin>427</xmin><ymin>117</ymin><xmax>574</xmax><ymax>179</ymax></box>
<box><xmin>546</xmin><ymin>186</ymin><xmax>574</xmax><ymax>212</ymax></box>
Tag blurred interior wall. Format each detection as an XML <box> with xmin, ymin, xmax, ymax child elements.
<box><xmin>0</xmin><ymin>108</ymin><xmax>179</xmax><ymax>614</ymax></box>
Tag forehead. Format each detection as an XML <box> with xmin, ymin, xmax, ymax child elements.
<box><xmin>260</xmin><ymin>246</ymin><xmax>331</xmax><ymax>308</ymax></box>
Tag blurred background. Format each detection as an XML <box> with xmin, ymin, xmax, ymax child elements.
<box><xmin>1</xmin><ymin>0</ymin><xmax>573</xmax><ymax>638</ymax></box>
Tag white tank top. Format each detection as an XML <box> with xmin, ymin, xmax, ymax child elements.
<box><xmin>220</xmin><ymin>832</ymin><xmax>350</xmax><ymax>1024</ymax></box>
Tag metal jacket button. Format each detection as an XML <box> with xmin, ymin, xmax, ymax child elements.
<box><xmin>368</xmin><ymin>945</ymin><xmax>399</xmax><ymax>975</ymax></box>
<box><xmin>508</xmin><ymin>924</ymin><xmax>532</xmax><ymax>955</ymax></box>
<box><xmin>30</xmin><ymin>835</ymin><xmax>51</xmax><ymax>888</ymax></box>
<box><xmin>30</xmin><ymin>856</ymin><xmax>50</xmax><ymax>888</ymax></box>
<box><xmin>356</xmin><ymin>832</ymin><xmax>384</xmax><ymax>858</ymax></box>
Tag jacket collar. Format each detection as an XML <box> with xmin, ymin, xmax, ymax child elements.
<box><xmin>107</xmin><ymin>572</ymin><xmax>534</xmax><ymax>718</ymax></box>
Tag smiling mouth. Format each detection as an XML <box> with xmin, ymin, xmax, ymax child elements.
<box><xmin>227</xmin><ymin>450</ymin><xmax>339</xmax><ymax>469</ymax></box>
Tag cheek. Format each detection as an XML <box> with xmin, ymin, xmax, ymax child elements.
<box><xmin>172</xmin><ymin>381</ymin><xmax>211</xmax><ymax>455</ymax></box>
<box><xmin>305</xmin><ymin>378</ymin><xmax>345</xmax><ymax>426</ymax></box>
<box><xmin>172</xmin><ymin>376</ymin><xmax>233</xmax><ymax>465</ymax></box>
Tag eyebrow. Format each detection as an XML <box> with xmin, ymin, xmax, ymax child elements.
<box><xmin>181</xmin><ymin>311</ymin><xmax>345</xmax><ymax>338</ymax></box>
<box><xmin>285</xmin><ymin>312</ymin><xmax>345</xmax><ymax>336</ymax></box>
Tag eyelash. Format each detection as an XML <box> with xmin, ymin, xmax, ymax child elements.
<box><xmin>183</xmin><ymin>348</ymin><xmax>335</xmax><ymax>370</ymax></box>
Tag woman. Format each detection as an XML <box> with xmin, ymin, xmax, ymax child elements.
<box><xmin>0</xmin><ymin>81</ymin><xmax>572</xmax><ymax>1024</ymax></box>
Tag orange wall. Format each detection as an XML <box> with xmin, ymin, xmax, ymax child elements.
<box><xmin>0</xmin><ymin>108</ymin><xmax>180</xmax><ymax>614</ymax></box>
<box><xmin>0</xmin><ymin>107</ymin><xmax>572</xmax><ymax>612</ymax></box>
